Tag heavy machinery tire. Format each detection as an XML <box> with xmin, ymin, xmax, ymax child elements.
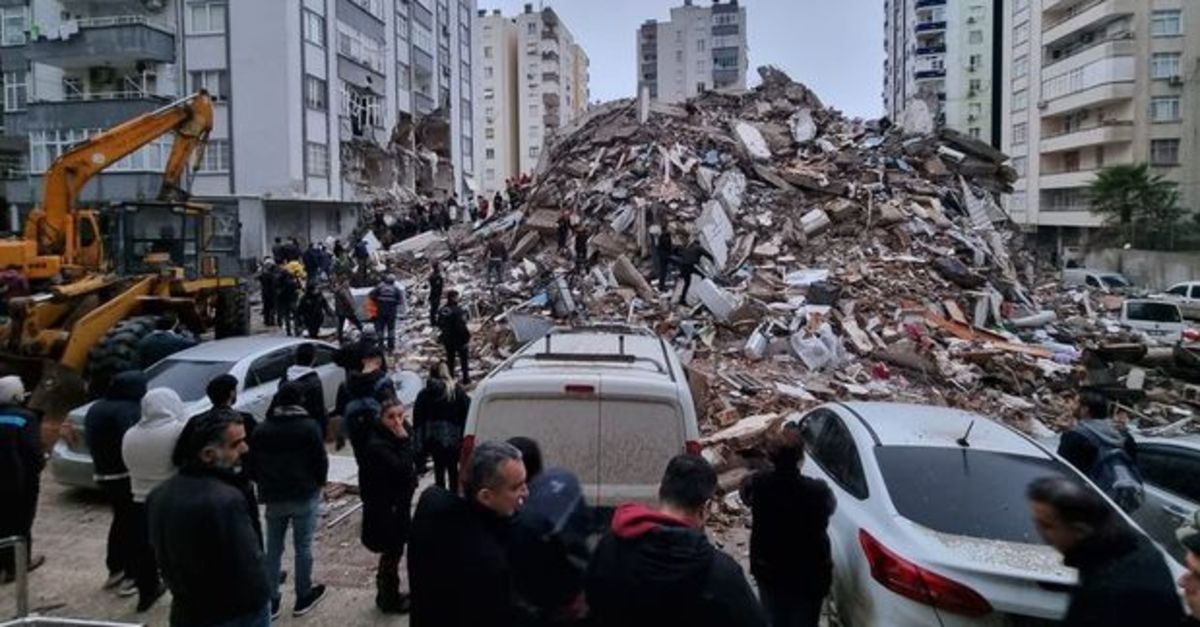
<box><xmin>215</xmin><ymin>286</ymin><xmax>250</xmax><ymax>339</ymax></box>
<box><xmin>86</xmin><ymin>315</ymin><xmax>160</xmax><ymax>397</ymax></box>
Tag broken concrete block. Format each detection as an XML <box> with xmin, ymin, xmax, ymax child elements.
<box><xmin>610</xmin><ymin>204</ymin><xmax>635</xmax><ymax>233</ymax></box>
<box><xmin>785</xmin><ymin>268</ymin><xmax>830</xmax><ymax>287</ymax></box>
<box><xmin>612</xmin><ymin>254</ymin><xmax>656</xmax><ymax>301</ymax></box>
<box><xmin>687</xmin><ymin>278</ymin><xmax>740</xmax><ymax>322</ymax></box>
<box><xmin>590</xmin><ymin>231</ymin><xmax>627</xmax><ymax>257</ymax></box>
<box><xmin>876</xmin><ymin>202</ymin><xmax>906</xmax><ymax>226</ymax></box>
<box><xmin>733</xmin><ymin>121</ymin><xmax>772</xmax><ymax>160</ymax></box>
<box><xmin>510</xmin><ymin>231</ymin><xmax>540</xmax><ymax>260</ymax></box>
<box><xmin>696</xmin><ymin>166</ymin><xmax>718</xmax><ymax>195</ymax></box>
<box><xmin>713</xmin><ymin>170</ymin><xmax>747</xmax><ymax>215</ymax></box>
<box><xmin>826</xmin><ymin>199</ymin><xmax>861</xmax><ymax>222</ymax></box>
<box><xmin>791</xmin><ymin>334</ymin><xmax>834</xmax><ymax>370</ymax></box>
<box><xmin>702</xmin><ymin>412</ymin><xmax>783</xmax><ymax>447</ymax></box>
<box><xmin>800</xmin><ymin>209</ymin><xmax>831</xmax><ymax>236</ymax></box>
<box><xmin>753</xmin><ymin>164</ymin><xmax>795</xmax><ymax>191</ymax></box>
<box><xmin>390</xmin><ymin>231</ymin><xmax>445</xmax><ymax>255</ymax></box>
<box><xmin>790</xmin><ymin>108</ymin><xmax>817</xmax><ymax>143</ymax></box>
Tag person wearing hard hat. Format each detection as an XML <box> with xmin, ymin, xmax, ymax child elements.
<box><xmin>0</xmin><ymin>376</ymin><xmax>45</xmax><ymax>582</ymax></box>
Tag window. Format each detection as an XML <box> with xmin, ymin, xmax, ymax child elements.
<box><xmin>485</xmin><ymin>148</ymin><xmax>495</xmax><ymax>159</ymax></box>
<box><xmin>338</xmin><ymin>24</ymin><xmax>385</xmax><ymax>72</ymax></box>
<box><xmin>303</xmin><ymin>10</ymin><xmax>326</xmax><ymax>46</ymax></box>
<box><xmin>1151</xmin><ymin>96</ymin><xmax>1181</xmax><ymax>122</ymax></box>
<box><xmin>484</xmin><ymin>66</ymin><xmax>493</xmax><ymax>79</ymax></box>
<box><xmin>526</xmin><ymin>21</ymin><xmax>537</xmax><ymax>34</ymax></box>
<box><xmin>198</xmin><ymin>139</ymin><xmax>230</xmax><ymax>172</ymax></box>
<box><xmin>1150</xmin><ymin>139</ymin><xmax>1180</xmax><ymax>165</ymax></box>
<box><xmin>1139</xmin><ymin>446</ymin><xmax>1200</xmax><ymax>502</ymax></box>
<box><xmin>802</xmin><ymin>410</ymin><xmax>868</xmax><ymax>499</ymax></box>
<box><xmin>29</xmin><ymin>129</ymin><xmax>172</xmax><ymax>173</ymax></box>
<box><xmin>1012</xmin><ymin>89</ymin><xmax>1028</xmax><ymax>112</ymax></box>
<box><xmin>306</xmin><ymin>142</ymin><xmax>329</xmax><ymax>178</ymax></box>
<box><xmin>3</xmin><ymin>71</ymin><xmax>26</xmax><ymax>112</ymax></box>
<box><xmin>1013</xmin><ymin>20</ymin><xmax>1029</xmax><ymax>45</ymax></box>
<box><xmin>1013</xmin><ymin>55</ymin><xmax>1028</xmax><ymax>79</ymax></box>
<box><xmin>968</xmin><ymin>127</ymin><xmax>981</xmax><ymax>139</ymax></box>
<box><xmin>969</xmin><ymin>30</ymin><xmax>983</xmax><ymax>45</ymax></box>
<box><xmin>397</xmin><ymin>62</ymin><xmax>410</xmax><ymax>91</ymax></box>
<box><xmin>189</xmin><ymin>70</ymin><xmax>229</xmax><ymax>102</ymax></box>
<box><xmin>341</xmin><ymin>83</ymin><xmax>383</xmax><ymax>129</ymax></box>
<box><xmin>969</xmin><ymin>78</ymin><xmax>982</xmax><ymax>92</ymax></box>
<box><xmin>484</xmin><ymin>127</ymin><xmax>494</xmax><ymax>139</ymax></box>
<box><xmin>697</xmin><ymin>39</ymin><xmax>705</xmax><ymax>52</ymax></box>
<box><xmin>1012</xmin><ymin>122</ymin><xmax>1027</xmax><ymax>145</ymax></box>
<box><xmin>1011</xmin><ymin>156</ymin><xmax>1027</xmax><ymax>177</ymax></box>
<box><xmin>529</xmin><ymin>145</ymin><xmax>540</xmax><ymax>158</ymax></box>
<box><xmin>348</xmin><ymin>0</ymin><xmax>385</xmax><ymax>20</ymax></box>
<box><xmin>484</xmin><ymin>46</ymin><xmax>493</xmax><ymax>59</ymax></box>
<box><xmin>304</xmin><ymin>75</ymin><xmax>327</xmax><ymax>111</ymax></box>
<box><xmin>968</xmin><ymin>102</ymin><xmax>982</xmax><ymax>116</ymax></box>
<box><xmin>247</xmin><ymin>349</ymin><xmax>294</xmax><ymax>388</ymax></box>
<box><xmin>189</xmin><ymin>2</ymin><xmax>226</xmax><ymax>34</ymax></box>
<box><xmin>968</xmin><ymin>54</ymin><xmax>982</xmax><ymax>70</ymax></box>
<box><xmin>1151</xmin><ymin>53</ymin><xmax>1181</xmax><ymax>79</ymax></box>
<box><xmin>0</xmin><ymin>6</ymin><xmax>27</xmax><ymax>46</ymax></box>
<box><xmin>1167</xmin><ymin>285</ymin><xmax>1190</xmax><ymax>297</ymax></box>
<box><xmin>1151</xmin><ymin>10</ymin><xmax>1183</xmax><ymax>37</ymax></box>
<box><xmin>144</xmin><ymin>360</ymin><xmax>235</xmax><ymax>402</ymax></box>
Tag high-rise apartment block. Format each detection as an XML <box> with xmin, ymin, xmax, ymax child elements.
<box><xmin>637</xmin><ymin>0</ymin><xmax>747</xmax><ymax>104</ymax></box>
<box><xmin>884</xmin><ymin>0</ymin><xmax>1003</xmax><ymax>147</ymax></box>
<box><xmin>1001</xmin><ymin>0</ymin><xmax>1200</xmax><ymax>247</ymax></box>
<box><xmin>0</xmin><ymin>0</ymin><xmax>476</xmax><ymax>259</ymax></box>
<box><xmin>474</xmin><ymin>5</ymin><xmax>588</xmax><ymax>196</ymax></box>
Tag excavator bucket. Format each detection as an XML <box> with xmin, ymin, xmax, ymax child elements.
<box><xmin>0</xmin><ymin>353</ymin><xmax>88</xmax><ymax>448</ymax></box>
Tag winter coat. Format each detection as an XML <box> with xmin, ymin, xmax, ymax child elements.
<box><xmin>84</xmin><ymin>371</ymin><xmax>148</xmax><ymax>480</ymax></box>
<box><xmin>408</xmin><ymin>486</ymin><xmax>523</xmax><ymax>627</ymax></box>
<box><xmin>248</xmin><ymin>405</ymin><xmax>327</xmax><ymax>504</ymax></box>
<box><xmin>677</xmin><ymin>244</ymin><xmax>714</xmax><ymax>270</ymax></box>
<box><xmin>0</xmin><ymin>403</ymin><xmax>42</xmax><ymax>507</ymax></box>
<box><xmin>585</xmin><ymin>503</ymin><xmax>767</xmax><ymax>627</ymax></box>
<box><xmin>265</xmin><ymin>366</ymin><xmax>328</xmax><ymax>436</ymax></box>
<box><xmin>148</xmin><ymin>466</ymin><xmax>270</xmax><ymax>627</ymax></box>
<box><xmin>428</xmin><ymin>272</ymin><xmax>444</xmax><ymax>303</ymax></box>
<box><xmin>1062</xmin><ymin>528</ymin><xmax>1184</xmax><ymax>627</ymax></box>
<box><xmin>739</xmin><ymin>466</ymin><xmax>835</xmax><ymax>594</ymax></box>
<box><xmin>122</xmin><ymin>388</ymin><xmax>188</xmax><ymax>503</ymax></box>
<box><xmin>334</xmin><ymin>285</ymin><xmax>357</xmax><ymax>318</ymax></box>
<box><xmin>370</xmin><ymin>282</ymin><xmax>405</xmax><ymax>318</ymax></box>
<box><xmin>412</xmin><ymin>379</ymin><xmax>469</xmax><ymax>451</ymax></box>
<box><xmin>298</xmin><ymin>290</ymin><xmax>332</xmax><ymax>329</ymax></box>
<box><xmin>343</xmin><ymin>369</ymin><xmax>398</xmax><ymax>456</ymax></box>
<box><xmin>1058</xmin><ymin>418</ymin><xmax>1138</xmax><ymax>476</ymax></box>
<box><xmin>257</xmin><ymin>267</ymin><xmax>278</xmax><ymax>302</ymax></box>
<box><xmin>276</xmin><ymin>271</ymin><xmax>301</xmax><ymax>307</ymax></box>
<box><xmin>136</xmin><ymin>330</ymin><xmax>198</xmax><ymax>369</ymax></box>
<box><xmin>357</xmin><ymin>419</ymin><xmax>417</xmax><ymax>553</ymax></box>
<box><xmin>437</xmin><ymin>303</ymin><xmax>470</xmax><ymax>349</ymax></box>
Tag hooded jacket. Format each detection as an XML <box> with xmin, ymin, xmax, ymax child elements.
<box><xmin>343</xmin><ymin>369</ymin><xmax>397</xmax><ymax>456</ymax></box>
<box><xmin>1062</xmin><ymin>527</ymin><xmax>1183</xmax><ymax>627</ymax></box>
<box><xmin>266</xmin><ymin>365</ymin><xmax>328</xmax><ymax>436</ymax></box>
<box><xmin>249</xmin><ymin>404</ymin><xmax>327</xmax><ymax>504</ymax></box>
<box><xmin>585</xmin><ymin>503</ymin><xmax>767</xmax><ymax>627</ymax></box>
<box><xmin>85</xmin><ymin>371</ymin><xmax>148</xmax><ymax>480</ymax></box>
<box><xmin>357</xmin><ymin>418</ymin><xmax>417</xmax><ymax>553</ymax></box>
<box><xmin>1058</xmin><ymin>418</ymin><xmax>1137</xmax><ymax>476</ymax></box>
<box><xmin>0</xmin><ymin>402</ymin><xmax>42</xmax><ymax>508</ymax></box>
<box><xmin>122</xmin><ymin>388</ymin><xmax>188</xmax><ymax>503</ymax></box>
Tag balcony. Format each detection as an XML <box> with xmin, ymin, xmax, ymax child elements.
<box><xmin>915</xmin><ymin>21</ymin><xmax>947</xmax><ymax>33</ymax></box>
<box><xmin>915</xmin><ymin>0</ymin><xmax>946</xmax><ymax>7</ymax></box>
<box><xmin>543</xmin><ymin>113</ymin><xmax>560</xmax><ymax>128</ymax></box>
<box><xmin>915</xmin><ymin>68</ymin><xmax>946</xmax><ymax>81</ymax></box>
<box><xmin>1043</xmin><ymin>38</ymin><xmax>1136</xmax><ymax>77</ymax></box>
<box><xmin>6</xmin><ymin>95</ymin><xmax>169</xmax><ymax>137</ymax></box>
<box><xmin>1042</xmin><ymin>80</ymin><xmax>1135</xmax><ymax>117</ymax></box>
<box><xmin>1040</xmin><ymin>120</ymin><xmax>1134</xmax><ymax>153</ymax></box>
<box><xmin>916</xmin><ymin>45</ymin><xmax>947</xmax><ymax>55</ymax></box>
<box><xmin>1043</xmin><ymin>0</ymin><xmax>1135</xmax><ymax>46</ymax></box>
<box><xmin>1040</xmin><ymin>169</ymin><xmax>1099</xmax><ymax>189</ymax></box>
<box><xmin>25</xmin><ymin>16</ymin><xmax>175</xmax><ymax>69</ymax></box>
<box><xmin>542</xmin><ymin>92</ymin><xmax>560</xmax><ymax>107</ymax></box>
<box><xmin>542</xmin><ymin>29</ymin><xmax>559</xmax><ymax>42</ymax></box>
<box><xmin>542</xmin><ymin>72</ymin><xmax>560</xmax><ymax>84</ymax></box>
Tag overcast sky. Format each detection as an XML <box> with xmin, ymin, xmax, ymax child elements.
<box><xmin>477</xmin><ymin>0</ymin><xmax>885</xmax><ymax>119</ymax></box>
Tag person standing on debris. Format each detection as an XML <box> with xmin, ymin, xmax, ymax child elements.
<box><xmin>427</xmin><ymin>261</ymin><xmax>444</xmax><ymax>326</ymax></box>
<box><xmin>150</xmin><ymin>411</ymin><xmax>272</xmax><ymax>627</ymax></box>
<box><xmin>358</xmin><ymin>398</ymin><xmax>418</xmax><ymax>614</ymax></box>
<box><xmin>353</xmin><ymin>237</ymin><xmax>371</xmax><ymax>267</ymax></box>
<box><xmin>250</xmin><ymin>381</ymin><xmax>329</xmax><ymax>620</ymax></box>
<box><xmin>277</xmin><ymin>265</ymin><xmax>302</xmax><ymax>337</ymax></box>
<box><xmin>493</xmin><ymin>191</ymin><xmax>506</xmax><ymax>215</ymax></box>
<box><xmin>258</xmin><ymin>259</ymin><xmax>280</xmax><ymax>327</ymax></box>
<box><xmin>586</xmin><ymin>454</ymin><xmax>767</xmax><ymax>627</ymax></box>
<box><xmin>413</xmin><ymin>363</ymin><xmax>469</xmax><ymax>491</ymax></box>
<box><xmin>739</xmin><ymin>424</ymin><xmax>835</xmax><ymax>627</ymax></box>
<box><xmin>298</xmin><ymin>282</ymin><xmax>333</xmax><ymax>340</ymax></box>
<box><xmin>331</xmin><ymin>246</ymin><xmax>354</xmax><ymax>284</ymax></box>
<box><xmin>0</xmin><ymin>376</ymin><xmax>45</xmax><ymax>584</ymax></box>
<box><xmin>121</xmin><ymin>388</ymin><xmax>187</xmax><ymax>612</ymax></box>
<box><xmin>486</xmin><ymin>236</ymin><xmax>508</xmax><ymax>285</ymax></box>
<box><xmin>370</xmin><ymin>274</ymin><xmax>405</xmax><ymax>351</ymax></box>
<box><xmin>333</xmin><ymin>277</ymin><xmax>362</xmax><ymax>344</ymax></box>
<box><xmin>437</xmin><ymin>290</ymin><xmax>471</xmax><ymax>384</ymax></box>
<box><xmin>83</xmin><ymin>371</ymin><xmax>146</xmax><ymax>594</ymax></box>
<box><xmin>137</xmin><ymin>316</ymin><xmax>198</xmax><ymax>369</ymax></box>
<box><xmin>1176</xmin><ymin>512</ymin><xmax>1200</xmax><ymax>624</ymax></box>
<box><xmin>573</xmin><ymin>225</ymin><xmax>590</xmax><ymax>274</ymax></box>
<box><xmin>408</xmin><ymin>440</ymin><xmax>529</xmax><ymax>626</ymax></box>
<box><xmin>556</xmin><ymin>210</ymin><xmax>572</xmax><ymax>252</ymax></box>
<box><xmin>476</xmin><ymin>195</ymin><xmax>488</xmax><ymax>221</ymax></box>
<box><xmin>652</xmin><ymin>224</ymin><xmax>675</xmax><ymax>291</ymax></box>
<box><xmin>1058</xmin><ymin>389</ymin><xmax>1143</xmax><ymax>512</ymax></box>
<box><xmin>1027</xmin><ymin>476</ymin><xmax>1182</xmax><ymax>627</ymax></box>
<box><xmin>675</xmin><ymin>239</ymin><xmax>715</xmax><ymax>305</ymax></box>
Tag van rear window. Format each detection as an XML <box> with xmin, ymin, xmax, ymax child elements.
<box><xmin>1126</xmin><ymin>302</ymin><xmax>1181</xmax><ymax>323</ymax></box>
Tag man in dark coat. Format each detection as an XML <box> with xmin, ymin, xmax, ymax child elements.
<box><xmin>276</xmin><ymin>268</ymin><xmax>302</xmax><ymax>337</ymax></box>
<box><xmin>341</xmin><ymin>344</ymin><xmax>398</xmax><ymax>457</ymax></box>
<box><xmin>258</xmin><ymin>259</ymin><xmax>279</xmax><ymax>327</ymax></box>
<box><xmin>573</xmin><ymin>226</ymin><xmax>590</xmax><ymax>274</ymax></box>
<box><xmin>556</xmin><ymin>211</ymin><xmax>572</xmax><ymax>252</ymax></box>
<box><xmin>271</xmin><ymin>238</ymin><xmax>286</xmax><ymax>265</ymax></box>
<box><xmin>1058</xmin><ymin>390</ymin><xmax>1141</xmax><ymax>509</ymax></box>
<box><xmin>739</xmin><ymin>424</ymin><xmax>835</xmax><ymax>627</ymax></box>
<box><xmin>427</xmin><ymin>261</ymin><xmax>444</xmax><ymax>326</ymax></box>
<box><xmin>675</xmin><ymin>240</ymin><xmax>715</xmax><ymax>305</ymax></box>
<box><xmin>408</xmin><ymin>440</ymin><xmax>529</xmax><ymax>627</ymax></box>
<box><xmin>332</xmin><ymin>277</ymin><xmax>362</xmax><ymax>344</ymax></box>
<box><xmin>298</xmin><ymin>283</ymin><xmax>333</xmax><ymax>340</ymax></box>
<box><xmin>84</xmin><ymin>370</ymin><xmax>147</xmax><ymax>591</ymax></box>
<box><xmin>652</xmin><ymin>225</ymin><xmax>675</xmax><ymax>290</ymax></box>
<box><xmin>136</xmin><ymin>317</ymin><xmax>198</xmax><ymax>369</ymax></box>
<box><xmin>586</xmin><ymin>454</ymin><xmax>767</xmax><ymax>627</ymax></box>
<box><xmin>265</xmin><ymin>343</ymin><xmax>329</xmax><ymax>440</ymax></box>
<box><xmin>412</xmin><ymin>364</ymin><xmax>469</xmax><ymax>490</ymax></box>
<box><xmin>0</xmin><ymin>377</ymin><xmax>45</xmax><ymax>582</ymax></box>
<box><xmin>150</xmin><ymin>411</ymin><xmax>271</xmax><ymax>627</ymax></box>
<box><xmin>358</xmin><ymin>399</ymin><xmax>418</xmax><ymax>613</ymax></box>
<box><xmin>250</xmin><ymin>382</ymin><xmax>328</xmax><ymax>619</ymax></box>
<box><xmin>1028</xmin><ymin>476</ymin><xmax>1182</xmax><ymax>627</ymax></box>
<box><xmin>436</xmin><ymin>290</ymin><xmax>471</xmax><ymax>384</ymax></box>
<box><xmin>369</xmin><ymin>275</ymin><xmax>405</xmax><ymax>351</ymax></box>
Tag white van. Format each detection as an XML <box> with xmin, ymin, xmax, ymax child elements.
<box><xmin>1062</xmin><ymin>268</ymin><xmax>1134</xmax><ymax>294</ymax></box>
<box><xmin>1120</xmin><ymin>299</ymin><xmax>1188</xmax><ymax>343</ymax></box>
<box><xmin>461</xmin><ymin>325</ymin><xmax>701</xmax><ymax>507</ymax></box>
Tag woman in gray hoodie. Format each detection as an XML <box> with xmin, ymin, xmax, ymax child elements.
<box><xmin>121</xmin><ymin>388</ymin><xmax>187</xmax><ymax>612</ymax></box>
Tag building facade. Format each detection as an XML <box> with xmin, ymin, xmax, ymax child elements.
<box><xmin>0</xmin><ymin>0</ymin><xmax>476</xmax><ymax>259</ymax></box>
<box><xmin>884</xmin><ymin>0</ymin><xmax>1003</xmax><ymax>146</ymax></box>
<box><xmin>474</xmin><ymin>5</ymin><xmax>588</xmax><ymax>196</ymax></box>
<box><xmin>637</xmin><ymin>0</ymin><xmax>747</xmax><ymax>104</ymax></box>
<box><xmin>1001</xmin><ymin>0</ymin><xmax>1200</xmax><ymax>249</ymax></box>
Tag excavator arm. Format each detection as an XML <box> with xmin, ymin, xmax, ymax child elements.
<box><xmin>23</xmin><ymin>90</ymin><xmax>214</xmax><ymax>263</ymax></box>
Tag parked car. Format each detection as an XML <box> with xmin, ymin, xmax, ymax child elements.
<box><xmin>1120</xmin><ymin>299</ymin><xmax>1190</xmax><ymax>343</ymax></box>
<box><xmin>51</xmin><ymin>336</ymin><xmax>345</xmax><ymax>489</ymax></box>
<box><xmin>1062</xmin><ymin>268</ymin><xmax>1134</xmax><ymax>294</ymax></box>
<box><xmin>1162</xmin><ymin>281</ymin><xmax>1200</xmax><ymax>321</ymax></box>
<box><xmin>793</xmin><ymin>402</ymin><xmax>1180</xmax><ymax>626</ymax></box>
<box><xmin>461</xmin><ymin>325</ymin><xmax>700</xmax><ymax>507</ymax></box>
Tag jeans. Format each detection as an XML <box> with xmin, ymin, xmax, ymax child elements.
<box><xmin>99</xmin><ymin>478</ymin><xmax>135</xmax><ymax>577</ymax></box>
<box><xmin>759</xmin><ymin>585</ymin><xmax>823</xmax><ymax>627</ymax></box>
<box><xmin>210</xmin><ymin>604</ymin><xmax>272</xmax><ymax>627</ymax></box>
<box><xmin>264</xmin><ymin>494</ymin><xmax>319</xmax><ymax>604</ymax></box>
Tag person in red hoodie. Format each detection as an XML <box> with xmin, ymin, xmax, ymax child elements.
<box><xmin>585</xmin><ymin>454</ymin><xmax>767</xmax><ymax>627</ymax></box>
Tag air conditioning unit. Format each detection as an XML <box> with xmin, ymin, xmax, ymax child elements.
<box><xmin>1169</xmin><ymin>75</ymin><xmax>1184</xmax><ymax>86</ymax></box>
<box><xmin>1037</xmin><ymin>100</ymin><xmax>1049</xmax><ymax>110</ymax></box>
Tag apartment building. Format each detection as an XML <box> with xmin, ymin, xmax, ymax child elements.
<box><xmin>474</xmin><ymin>5</ymin><xmax>588</xmax><ymax>196</ymax></box>
<box><xmin>637</xmin><ymin>0</ymin><xmax>747</xmax><ymax>104</ymax></box>
<box><xmin>0</xmin><ymin>0</ymin><xmax>475</xmax><ymax>259</ymax></box>
<box><xmin>1002</xmin><ymin>0</ymin><xmax>1200</xmax><ymax>250</ymax></box>
<box><xmin>884</xmin><ymin>0</ymin><xmax>1003</xmax><ymax>147</ymax></box>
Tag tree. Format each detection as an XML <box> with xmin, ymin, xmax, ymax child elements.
<box><xmin>1088</xmin><ymin>163</ymin><xmax>1184</xmax><ymax>250</ymax></box>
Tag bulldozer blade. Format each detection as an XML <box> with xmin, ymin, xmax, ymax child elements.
<box><xmin>0</xmin><ymin>354</ymin><xmax>87</xmax><ymax>449</ymax></box>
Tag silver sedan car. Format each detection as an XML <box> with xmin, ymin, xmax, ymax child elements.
<box><xmin>50</xmin><ymin>336</ymin><xmax>345</xmax><ymax>489</ymax></box>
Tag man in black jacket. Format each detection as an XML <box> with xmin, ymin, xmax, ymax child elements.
<box><xmin>0</xmin><ymin>376</ymin><xmax>45</xmax><ymax>583</ymax></box>
<box><xmin>250</xmin><ymin>382</ymin><xmax>328</xmax><ymax>620</ymax></box>
<box><xmin>359</xmin><ymin>399</ymin><xmax>418</xmax><ymax>614</ymax></box>
<box><xmin>1027</xmin><ymin>476</ymin><xmax>1182</xmax><ymax>627</ymax></box>
<box><xmin>266</xmin><ymin>343</ymin><xmax>328</xmax><ymax>441</ymax></box>
<box><xmin>408</xmin><ymin>440</ymin><xmax>529</xmax><ymax>627</ymax></box>
<box><xmin>370</xmin><ymin>274</ymin><xmax>405</xmax><ymax>351</ymax></box>
<box><xmin>1057</xmin><ymin>390</ymin><xmax>1141</xmax><ymax>510</ymax></box>
<box><xmin>258</xmin><ymin>259</ymin><xmax>279</xmax><ymax>327</ymax></box>
<box><xmin>586</xmin><ymin>454</ymin><xmax>767</xmax><ymax>627</ymax></box>
<box><xmin>84</xmin><ymin>370</ymin><xmax>147</xmax><ymax>592</ymax></box>
<box><xmin>427</xmin><ymin>261</ymin><xmax>444</xmax><ymax>326</ymax></box>
<box><xmin>740</xmin><ymin>424</ymin><xmax>835</xmax><ymax>627</ymax></box>
<box><xmin>676</xmin><ymin>240</ymin><xmax>715</xmax><ymax>305</ymax></box>
<box><xmin>149</xmin><ymin>410</ymin><xmax>271</xmax><ymax>627</ymax></box>
<box><xmin>437</xmin><ymin>290</ymin><xmax>471</xmax><ymax>384</ymax></box>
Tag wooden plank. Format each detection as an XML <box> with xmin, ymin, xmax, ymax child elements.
<box><xmin>943</xmin><ymin>299</ymin><xmax>968</xmax><ymax>325</ymax></box>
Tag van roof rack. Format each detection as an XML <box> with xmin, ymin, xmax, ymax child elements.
<box><xmin>497</xmin><ymin>324</ymin><xmax>676</xmax><ymax>380</ymax></box>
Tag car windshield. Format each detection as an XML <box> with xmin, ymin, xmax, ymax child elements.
<box><xmin>1125</xmin><ymin>302</ymin><xmax>1182</xmax><ymax>323</ymax></box>
<box><xmin>1100</xmin><ymin>275</ymin><xmax>1130</xmax><ymax>288</ymax></box>
<box><xmin>144</xmin><ymin>359</ymin><xmax>236</xmax><ymax>402</ymax></box>
<box><xmin>876</xmin><ymin>446</ymin><xmax>1083</xmax><ymax>545</ymax></box>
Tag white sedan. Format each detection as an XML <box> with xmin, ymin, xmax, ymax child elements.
<box><xmin>793</xmin><ymin>402</ymin><xmax>1176</xmax><ymax>626</ymax></box>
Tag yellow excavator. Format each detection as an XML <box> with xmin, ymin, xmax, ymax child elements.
<box><xmin>0</xmin><ymin>91</ymin><xmax>249</xmax><ymax>441</ymax></box>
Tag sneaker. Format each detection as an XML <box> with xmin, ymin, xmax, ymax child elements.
<box><xmin>136</xmin><ymin>582</ymin><xmax>167</xmax><ymax>613</ymax></box>
<box><xmin>116</xmin><ymin>577</ymin><xmax>139</xmax><ymax>598</ymax></box>
<box><xmin>270</xmin><ymin>598</ymin><xmax>281</xmax><ymax>621</ymax></box>
<box><xmin>103</xmin><ymin>571</ymin><xmax>126</xmax><ymax>590</ymax></box>
<box><xmin>293</xmin><ymin>584</ymin><xmax>327</xmax><ymax>617</ymax></box>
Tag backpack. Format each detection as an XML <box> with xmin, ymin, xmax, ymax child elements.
<box><xmin>343</xmin><ymin>376</ymin><xmax>393</xmax><ymax>454</ymax></box>
<box><xmin>1076</xmin><ymin>421</ymin><xmax>1145</xmax><ymax>513</ymax></box>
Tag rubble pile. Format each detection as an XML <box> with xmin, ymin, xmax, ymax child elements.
<box><xmin>369</xmin><ymin>67</ymin><xmax>1199</xmax><ymax>488</ymax></box>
